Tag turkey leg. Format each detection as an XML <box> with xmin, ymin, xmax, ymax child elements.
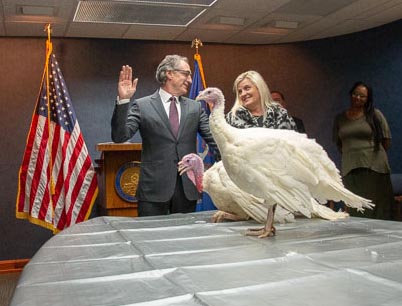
<box><xmin>246</xmin><ymin>204</ymin><xmax>277</xmax><ymax>238</ymax></box>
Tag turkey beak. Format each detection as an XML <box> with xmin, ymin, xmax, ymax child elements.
<box><xmin>177</xmin><ymin>162</ymin><xmax>189</xmax><ymax>175</ymax></box>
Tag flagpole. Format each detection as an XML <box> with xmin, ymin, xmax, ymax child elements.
<box><xmin>44</xmin><ymin>23</ymin><xmax>55</xmax><ymax>195</ymax></box>
<box><xmin>190</xmin><ymin>38</ymin><xmax>217</xmax><ymax>211</ymax></box>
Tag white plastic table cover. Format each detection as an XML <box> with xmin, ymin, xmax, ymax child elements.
<box><xmin>10</xmin><ymin>212</ymin><xmax>402</xmax><ymax>306</ymax></box>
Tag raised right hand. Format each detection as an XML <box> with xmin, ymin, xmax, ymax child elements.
<box><xmin>118</xmin><ymin>65</ymin><xmax>138</xmax><ymax>100</ymax></box>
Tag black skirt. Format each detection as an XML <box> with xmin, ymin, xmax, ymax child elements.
<box><xmin>343</xmin><ymin>168</ymin><xmax>394</xmax><ymax>220</ymax></box>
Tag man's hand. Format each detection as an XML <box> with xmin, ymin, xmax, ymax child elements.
<box><xmin>118</xmin><ymin>65</ymin><xmax>138</xmax><ymax>100</ymax></box>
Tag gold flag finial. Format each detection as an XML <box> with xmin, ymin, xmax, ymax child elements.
<box><xmin>44</xmin><ymin>23</ymin><xmax>51</xmax><ymax>38</ymax></box>
<box><xmin>191</xmin><ymin>38</ymin><xmax>203</xmax><ymax>54</ymax></box>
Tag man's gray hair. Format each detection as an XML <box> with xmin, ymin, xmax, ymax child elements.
<box><xmin>156</xmin><ymin>55</ymin><xmax>189</xmax><ymax>84</ymax></box>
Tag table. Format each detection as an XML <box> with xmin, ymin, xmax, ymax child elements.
<box><xmin>11</xmin><ymin>212</ymin><xmax>402</xmax><ymax>306</ymax></box>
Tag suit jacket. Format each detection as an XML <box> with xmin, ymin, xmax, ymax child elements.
<box><xmin>111</xmin><ymin>90</ymin><xmax>217</xmax><ymax>202</ymax></box>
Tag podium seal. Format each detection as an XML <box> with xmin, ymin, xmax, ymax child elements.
<box><xmin>115</xmin><ymin>161</ymin><xmax>141</xmax><ymax>202</ymax></box>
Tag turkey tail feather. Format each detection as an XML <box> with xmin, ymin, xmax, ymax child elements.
<box><xmin>311</xmin><ymin>199</ymin><xmax>349</xmax><ymax>220</ymax></box>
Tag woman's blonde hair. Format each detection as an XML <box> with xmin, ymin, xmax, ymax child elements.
<box><xmin>230</xmin><ymin>70</ymin><xmax>273</xmax><ymax>120</ymax></box>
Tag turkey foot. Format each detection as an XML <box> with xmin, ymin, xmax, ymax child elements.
<box><xmin>212</xmin><ymin>211</ymin><xmax>246</xmax><ymax>223</ymax></box>
<box><xmin>246</xmin><ymin>204</ymin><xmax>277</xmax><ymax>238</ymax></box>
<box><xmin>246</xmin><ymin>226</ymin><xmax>276</xmax><ymax>238</ymax></box>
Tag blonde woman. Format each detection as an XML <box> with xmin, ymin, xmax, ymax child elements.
<box><xmin>226</xmin><ymin>70</ymin><xmax>296</xmax><ymax>130</ymax></box>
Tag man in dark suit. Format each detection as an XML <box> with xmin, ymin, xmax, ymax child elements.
<box><xmin>271</xmin><ymin>90</ymin><xmax>306</xmax><ymax>134</ymax></box>
<box><xmin>111</xmin><ymin>55</ymin><xmax>218</xmax><ymax>216</ymax></box>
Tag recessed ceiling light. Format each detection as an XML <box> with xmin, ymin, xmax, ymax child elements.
<box><xmin>19</xmin><ymin>5</ymin><xmax>55</xmax><ymax>16</ymax></box>
<box><xmin>216</xmin><ymin>16</ymin><xmax>245</xmax><ymax>26</ymax></box>
<box><xmin>273</xmin><ymin>20</ymin><xmax>298</xmax><ymax>29</ymax></box>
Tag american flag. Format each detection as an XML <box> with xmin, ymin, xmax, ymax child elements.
<box><xmin>16</xmin><ymin>53</ymin><xmax>98</xmax><ymax>232</ymax></box>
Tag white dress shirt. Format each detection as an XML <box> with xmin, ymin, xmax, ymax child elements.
<box><xmin>159</xmin><ymin>88</ymin><xmax>181</xmax><ymax>123</ymax></box>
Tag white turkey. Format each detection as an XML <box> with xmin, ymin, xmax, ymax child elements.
<box><xmin>178</xmin><ymin>155</ymin><xmax>294</xmax><ymax>224</ymax></box>
<box><xmin>195</xmin><ymin>87</ymin><xmax>373</xmax><ymax>238</ymax></box>
<box><xmin>178</xmin><ymin>153</ymin><xmax>349</xmax><ymax>225</ymax></box>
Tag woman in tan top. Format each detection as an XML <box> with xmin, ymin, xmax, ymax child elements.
<box><xmin>333</xmin><ymin>81</ymin><xmax>394</xmax><ymax>220</ymax></box>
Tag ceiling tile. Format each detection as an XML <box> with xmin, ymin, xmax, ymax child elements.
<box><xmin>124</xmin><ymin>24</ymin><xmax>186</xmax><ymax>40</ymax></box>
<box><xmin>3</xmin><ymin>0</ymin><xmax>76</xmax><ymax>20</ymax></box>
<box><xmin>4</xmin><ymin>20</ymin><xmax>67</xmax><ymax>37</ymax></box>
<box><xmin>325</xmin><ymin>0</ymin><xmax>391</xmax><ymax>20</ymax></box>
<box><xmin>249</xmin><ymin>13</ymin><xmax>321</xmax><ymax>33</ymax></box>
<box><xmin>310</xmin><ymin>19</ymin><xmax>391</xmax><ymax>40</ymax></box>
<box><xmin>275</xmin><ymin>0</ymin><xmax>358</xmax><ymax>16</ymax></box>
<box><xmin>276</xmin><ymin>16</ymin><xmax>347</xmax><ymax>42</ymax></box>
<box><xmin>357</xmin><ymin>2</ymin><xmax>402</xmax><ymax>23</ymax></box>
<box><xmin>187</xmin><ymin>7</ymin><xmax>268</xmax><ymax>29</ymax></box>
<box><xmin>225</xmin><ymin>31</ymin><xmax>282</xmax><ymax>44</ymax></box>
<box><xmin>0</xmin><ymin>1</ymin><xmax>3</xmax><ymax>22</ymax></box>
<box><xmin>176</xmin><ymin>27</ymin><xmax>241</xmax><ymax>43</ymax></box>
<box><xmin>214</xmin><ymin>0</ymin><xmax>291</xmax><ymax>11</ymax></box>
<box><xmin>66</xmin><ymin>22</ymin><xmax>129</xmax><ymax>39</ymax></box>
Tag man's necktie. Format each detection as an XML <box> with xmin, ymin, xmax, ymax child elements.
<box><xmin>169</xmin><ymin>96</ymin><xmax>179</xmax><ymax>137</ymax></box>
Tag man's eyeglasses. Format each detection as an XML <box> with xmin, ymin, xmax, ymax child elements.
<box><xmin>352</xmin><ymin>92</ymin><xmax>367</xmax><ymax>99</ymax></box>
<box><xmin>173</xmin><ymin>69</ymin><xmax>192</xmax><ymax>77</ymax></box>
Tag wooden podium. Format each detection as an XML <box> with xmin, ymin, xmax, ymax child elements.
<box><xmin>96</xmin><ymin>142</ymin><xmax>142</xmax><ymax>217</ymax></box>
